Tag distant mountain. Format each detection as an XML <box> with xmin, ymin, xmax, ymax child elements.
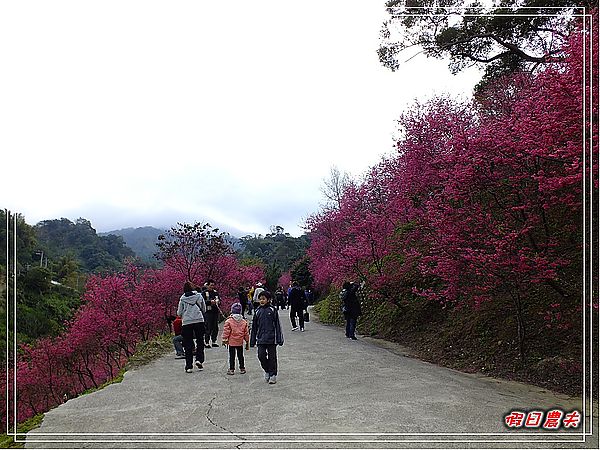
<box><xmin>100</xmin><ymin>226</ymin><xmax>165</xmax><ymax>262</ymax></box>
<box><xmin>102</xmin><ymin>226</ymin><xmax>248</xmax><ymax>263</ymax></box>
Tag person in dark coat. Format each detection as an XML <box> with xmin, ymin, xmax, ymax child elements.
<box><xmin>203</xmin><ymin>279</ymin><xmax>221</xmax><ymax>348</ymax></box>
<box><xmin>274</xmin><ymin>287</ymin><xmax>285</xmax><ymax>310</ymax></box>
<box><xmin>288</xmin><ymin>281</ymin><xmax>307</xmax><ymax>331</ymax></box>
<box><xmin>341</xmin><ymin>281</ymin><xmax>362</xmax><ymax>340</ymax></box>
<box><xmin>250</xmin><ymin>290</ymin><xmax>284</xmax><ymax>384</ymax></box>
<box><xmin>237</xmin><ymin>286</ymin><xmax>248</xmax><ymax>317</ymax></box>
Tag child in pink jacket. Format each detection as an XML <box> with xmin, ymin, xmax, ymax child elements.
<box><xmin>221</xmin><ymin>303</ymin><xmax>250</xmax><ymax>375</ymax></box>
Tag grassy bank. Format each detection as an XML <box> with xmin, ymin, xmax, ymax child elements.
<box><xmin>1</xmin><ymin>333</ymin><xmax>174</xmax><ymax>448</ymax></box>
<box><xmin>314</xmin><ymin>290</ymin><xmax>587</xmax><ymax>397</ymax></box>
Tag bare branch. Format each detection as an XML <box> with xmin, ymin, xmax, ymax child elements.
<box><xmin>320</xmin><ymin>166</ymin><xmax>352</xmax><ymax>210</ymax></box>
<box><xmin>442</xmin><ymin>33</ymin><xmax>563</xmax><ymax>63</ymax></box>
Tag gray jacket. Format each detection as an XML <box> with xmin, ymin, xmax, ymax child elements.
<box><xmin>177</xmin><ymin>291</ymin><xmax>206</xmax><ymax>325</ymax></box>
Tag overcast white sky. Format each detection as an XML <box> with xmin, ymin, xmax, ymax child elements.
<box><xmin>1</xmin><ymin>1</ymin><xmax>482</xmax><ymax>237</ymax></box>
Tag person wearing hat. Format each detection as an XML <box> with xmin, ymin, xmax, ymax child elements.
<box><xmin>252</xmin><ymin>282</ymin><xmax>265</xmax><ymax>313</ymax></box>
<box><xmin>221</xmin><ymin>302</ymin><xmax>250</xmax><ymax>375</ymax></box>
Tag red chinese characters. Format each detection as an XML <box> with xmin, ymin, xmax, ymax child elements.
<box><xmin>543</xmin><ymin>410</ymin><xmax>564</xmax><ymax>429</ymax></box>
<box><xmin>563</xmin><ymin>411</ymin><xmax>581</xmax><ymax>428</ymax></box>
<box><xmin>505</xmin><ymin>411</ymin><xmax>526</xmax><ymax>428</ymax></box>
<box><xmin>524</xmin><ymin>411</ymin><xmax>544</xmax><ymax>428</ymax></box>
<box><xmin>505</xmin><ymin>409</ymin><xmax>581</xmax><ymax>429</ymax></box>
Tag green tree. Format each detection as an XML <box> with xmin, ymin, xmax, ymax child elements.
<box><xmin>291</xmin><ymin>256</ymin><xmax>313</xmax><ymax>290</ymax></box>
<box><xmin>378</xmin><ymin>0</ymin><xmax>586</xmax><ymax>89</ymax></box>
<box><xmin>21</xmin><ymin>267</ymin><xmax>52</xmax><ymax>295</ymax></box>
<box><xmin>35</xmin><ymin>217</ymin><xmax>133</xmax><ymax>273</ymax></box>
<box><xmin>0</xmin><ymin>210</ymin><xmax>37</xmax><ymax>270</ymax></box>
<box><xmin>237</xmin><ymin>227</ymin><xmax>311</xmax><ymax>274</ymax></box>
<box><xmin>0</xmin><ymin>212</ymin><xmax>82</xmax><ymax>359</ymax></box>
<box><xmin>53</xmin><ymin>254</ymin><xmax>80</xmax><ymax>288</ymax></box>
<box><xmin>265</xmin><ymin>261</ymin><xmax>282</xmax><ymax>292</ymax></box>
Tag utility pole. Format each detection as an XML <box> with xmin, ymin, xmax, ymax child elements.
<box><xmin>35</xmin><ymin>250</ymin><xmax>44</xmax><ymax>267</ymax></box>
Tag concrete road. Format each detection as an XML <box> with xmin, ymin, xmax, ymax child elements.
<box><xmin>25</xmin><ymin>308</ymin><xmax>596</xmax><ymax>449</ymax></box>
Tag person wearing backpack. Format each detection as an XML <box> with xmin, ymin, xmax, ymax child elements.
<box><xmin>176</xmin><ymin>281</ymin><xmax>207</xmax><ymax>372</ymax></box>
<box><xmin>341</xmin><ymin>281</ymin><xmax>362</xmax><ymax>340</ymax></box>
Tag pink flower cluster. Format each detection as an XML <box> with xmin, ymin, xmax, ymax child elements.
<box><xmin>307</xmin><ymin>19</ymin><xmax>597</xmax><ymax>311</ymax></box>
<box><xmin>1</xmin><ymin>258</ymin><xmax>264</xmax><ymax>431</ymax></box>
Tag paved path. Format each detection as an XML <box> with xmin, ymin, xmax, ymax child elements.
<box><xmin>25</xmin><ymin>308</ymin><xmax>595</xmax><ymax>449</ymax></box>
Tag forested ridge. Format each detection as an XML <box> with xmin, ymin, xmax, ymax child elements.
<box><xmin>0</xmin><ymin>215</ymin><xmax>149</xmax><ymax>355</ymax></box>
<box><xmin>1</xmin><ymin>214</ymin><xmax>309</xmax><ymax>356</ymax></box>
<box><xmin>99</xmin><ymin>226</ymin><xmax>164</xmax><ymax>263</ymax></box>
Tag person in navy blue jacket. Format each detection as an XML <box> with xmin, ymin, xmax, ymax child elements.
<box><xmin>288</xmin><ymin>281</ymin><xmax>307</xmax><ymax>331</ymax></box>
<box><xmin>250</xmin><ymin>290</ymin><xmax>284</xmax><ymax>384</ymax></box>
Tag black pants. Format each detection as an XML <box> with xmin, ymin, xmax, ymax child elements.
<box><xmin>228</xmin><ymin>345</ymin><xmax>245</xmax><ymax>370</ymax></box>
<box><xmin>257</xmin><ymin>344</ymin><xmax>277</xmax><ymax>376</ymax></box>
<box><xmin>204</xmin><ymin>312</ymin><xmax>219</xmax><ymax>344</ymax></box>
<box><xmin>182</xmin><ymin>322</ymin><xmax>205</xmax><ymax>370</ymax></box>
<box><xmin>290</xmin><ymin>306</ymin><xmax>304</xmax><ymax>329</ymax></box>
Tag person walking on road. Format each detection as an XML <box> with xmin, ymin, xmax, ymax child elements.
<box><xmin>275</xmin><ymin>287</ymin><xmax>286</xmax><ymax>310</ymax></box>
<box><xmin>252</xmin><ymin>282</ymin><xmax>265</xmax><ymax>312</ymax></box>
<box><xmin>304</xmin><ymin>288</ymin><xmax>314</xmax><ymax>306</ymax></box>
<box><xmin>288</xmin><ymin>281</ymin><xmax>307</xmax><ymax>331</ymax></box>
<box><xmin>247</xmin><ymin>286</ymin><xmax>254</xmax><ymax>316</ymax></box>
<box><xmin>341</xmin><ymin>281</ymin><xmax>363</xmax><ymax>340</ymax></box>
<box><xmin>221</xmin><ymin>303</ymin><xmax>250</xmax><ymax>375</ymax></box>
<box><xmin>237</xmin><ymin>286</ymin><xmax>248</xmax><ymax>317</ymax></box>
<box><xmin>250</xmin><ymin>290</ymin><xmax>284</xmax><ymax>384</ymax></box>
<box><xmin>176</xmin><ymin>281</ymin><xmax>206</xmax><ymax>372</ymax></box>
<box><xmin>204</xmin><ymin>279</ymin><xmax>221</xmax><ymax>348</ymax></box>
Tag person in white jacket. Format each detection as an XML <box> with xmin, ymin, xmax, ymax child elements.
<box><xmin>176</xmin><ymin>281</ymin><xmax>207</xmax><ymax>373</ymax></box>
<box><xmin>252</xmin><ymin>282</ymin><xmax>265</xmax><ymax>312</ymax></box>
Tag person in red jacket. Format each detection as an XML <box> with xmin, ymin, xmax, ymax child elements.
<box><xmin>221</xmin><ymin>303</ymin><xmax>250</xmax><ymax>375</ymax></box>
<box><xmin>172</xmin><ymin>315</ymin><xmax>185</xmax><ymax>358</ymax></box>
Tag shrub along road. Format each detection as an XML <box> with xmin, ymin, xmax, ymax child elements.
<box><xmin>26</xmin><ymin>308</ymin><xmax>594</xmax><ymax>449</ymax></box>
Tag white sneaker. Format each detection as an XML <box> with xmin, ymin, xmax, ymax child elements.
<box><xmin>300</xmin><ymin>328</ymin><xmax>305</xmax><ymax>332</ymax></box>
<box><xmin>185</xmin><ymin>368</ymin><xmax>193</xmax><ymax>373</ymax></box>
<box><xmin>268</xmin><ymin>375</ymin><xmax>277</xmax><ymax>384</ymax></box>
<box><xmin>291</xmin><ymin>326</ymin><xmax>299</xmax><ymax>331</ymax></box>
<box><xmin>264</xmin><ymin>371</ymin><xmax>270</xmax><ymax>382</ymax></box>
